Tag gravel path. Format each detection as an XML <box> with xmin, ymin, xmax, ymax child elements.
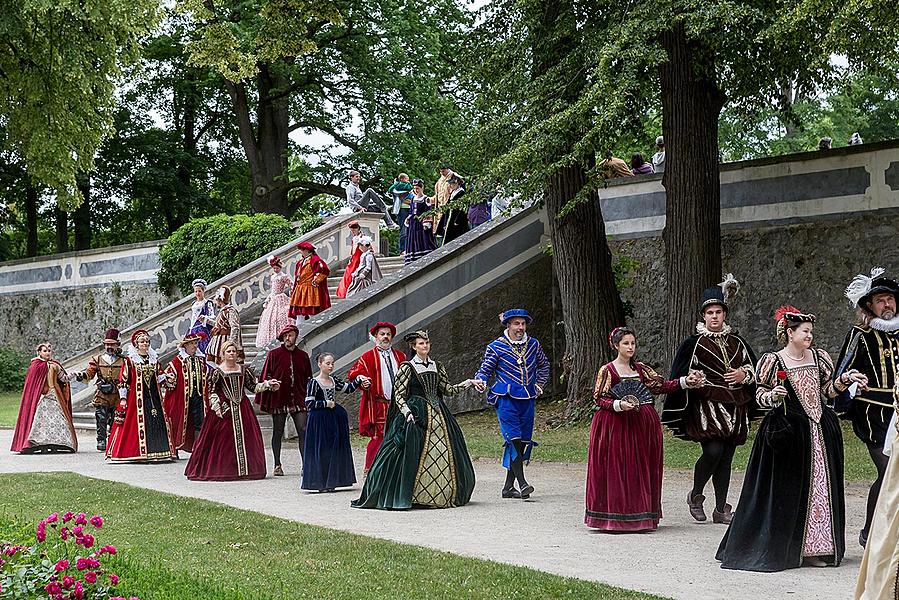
<box><xmin>0</xmin><ymin>430</ymin><xmax>867</xmax><ymax>600</ymax></box>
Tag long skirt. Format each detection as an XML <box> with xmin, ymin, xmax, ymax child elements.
<box><xmin>21</xmin><ymin>394</ymin><xmax>77</xmax><ymax>453</ymax></box>
<box><xmin>352</xmin><ymin>395</ymin><xmax>475</xmax><ymax>510</ymax></box>
<box><xmin>255</xmin><ymin>294</ymin><xmax>291</xmax><ymax>348</ymax></box>
<box><xmin>404</xmin><ymin>222</ymin><xmax>436</xmax><ymax>264</ymax></box>
<box><xmin>185</xmin><ymin>398</ymin><xmax>266</xmax><ymax>481</ymax></box>
<box><xmin>301</xmin><ymin>405</ymin><xmax>356</xmax><ymax>491</ymax></box>
<box><xmin>585</xmin><ymin>407</ymin><xmax>663</xmax><ymax>532</ymax></box>
<box><xmin>717</xmin><ymin>402</ymin><xmax>845</xmax><ymax>572</ymax></box>
<box><xmin>107</xmin><ymin>386</ymin><xmax>175</xmax><ymax>463</ymax></box>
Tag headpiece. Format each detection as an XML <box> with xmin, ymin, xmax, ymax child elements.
<box><xmin>608</xmin><ymin>326</ymin><xmax>626</xmax><ymax>349</ymax></box>
<box><xmin>103</xmin><ymin>329</ymin><xmax>121</xmax><ymax>345</ymax></box>
<box><xmin>179</xmin><ymin>331</ymin><xmax>208</xmax><ymax>347</ymax></box>
<box><xmin>412</xmin><ymin>178</ymin><xmax>425</xmax><ymax>187</ymax></box>
<box><xmin>774</xmin><ymin>305</ymin><xmax>816</xmax><ymax>345</ymax></box>
<box><xmin>448</xmin><ymin>175</ymin><xmax>463</xmax><ymax>186</ymax></box>
<box><xmin>347</xmin><ymin>220</ymin><xmax>361</xmax><ymax>229</ymax></box>
<box><xmin>499</xmin><ymin>308</ymin><xmax>533</xmax><ymax>326</ymax></box>
<box><xmin>655</xmin><ymin>136</ymin><xmax>664</xmax><ymax>146</ymax></box>
<box><xmin>370</xmin><ymin>322</ymin><xmax>397</xmax><ymax>337</ymax></box>
<box><xmin>35</xmin><ymin>342</ymin><xmax>52</xmax><ymax>353</ymax></box>
<box><xmin>215</xmin><ymin>286</ymin><xmax>232</xmax><ymax>304</ymax></box>
<box><xmin>296</xmin><ymin>241</ymin><xmax>316</xmax><ymax>252</ymax></box>
<box><xmin>131</xmin><ymin>329</ymin><xmax>151</xmax><ymax>346</ymax></box>
<box><xmin>277</xmin><ymin>324</ymin><xmax>300</xmax><ymax>342</ymax></box>
<box><xmin>267</xmin><ymin>255</ymin><xmax>282</xmax><ymax>268</ymax></box>
<box><xmin>845</xmin><ymin>267</ymin><xmax>899</xmax><ymax>311</ymax></box>
<box><xmin>191</xmin><ymin>278</ymin><xmax>208</xmax><ymax>291</ymax></box>
<box><xmin>358</xmin><ymin>235</ymin><xmax>373</xmax><ymax>246</ymax></box>
<box><xmin>403</xmin><ymin>330</ymin><xmax>430</xmax><ymax>345</ymax></box>
<box><xmin>698</xmin><ymin>273</ymin><xmax>740</xmax><ymax>313</ymax></box>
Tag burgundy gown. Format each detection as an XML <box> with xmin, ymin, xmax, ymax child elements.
<box><xmin>185</xmin><ymin>366</ymin><xmax>266</xmax><ymax>481</ymax></box>
<box><xmin>585</xmin><ymin>362</ymin><xmax>680</xmax><ymax>532</ymax></box>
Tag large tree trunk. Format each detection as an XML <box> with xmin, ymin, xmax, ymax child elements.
<box><xmin>25</xmin><ymin>182</ymin><xmax>38</xmax><ymax>257</ymax></box>
<box><xmin>55</xmin><ymin>207</ymin><xmax>69</xmax><ymax>253</ymax></box>
<box><xmin>659</xmin><ymin>24</ymin><xmax>725</xmax><ymax>364</ymax></box>
<box><xmin>530</xmin><ymin>0</ymin><xmax>626</xmax><ymax>412</ymax></box>
<box><xmin>227</xmin><ymin>67</ymin><xmax>291</xmax><ymax>217</ymax></box>
<box><xmin>74</xmin><ymin>175</ymin><xmax>91</xmax><ymax>250</ymax></box>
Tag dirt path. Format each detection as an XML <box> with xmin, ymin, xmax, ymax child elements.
<box><xmin>0</xmin><ymin>430</ymin><xmax>867</xmax><ymax>600</ymax></box>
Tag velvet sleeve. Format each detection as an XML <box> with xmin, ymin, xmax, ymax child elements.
<box><xmin>593</xmin><ymin>365</ymin><xmax>614</xmax><ymax>409</ymax></box>
<box><xmin>393</xmin><ymin>363</ymin><xmax>412</xmax><ymax>416</ymax></box>
<box><xmin>474</xmin><ymin>345</ymin><xmax>498</xmax><ymax>383</ymax></box>
<box><xmin>335</xmin><ymin>375</ymin><xmax>359</xmax><ymax>394</ymax></box>
<box><xmin>305</xmin><ymin>379</ymin><xmax>326</xmax><ymax>410</ymax></box>
<box><xmin>640</xmin><ymin>364</ymin><xmax>681</xmax><ymax>395</ymax></box>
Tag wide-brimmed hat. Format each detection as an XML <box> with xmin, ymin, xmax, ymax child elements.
<box><xmin>369</xmin><ymin>322</ymin><xmax>397</xmax><ymax>337</ymax></box>
<box><xmin>846</xmin><ymin>267</ymin><xmax>899</xmax><ymax>311</ymax></box>
<box><xmin>103</xmin><ymin>329</ymin><xmax>121</xmax><ymax>345</ymax></box>
<box><xmin>277</xmin><ymin>324</ymin><xmax>300</xmax><ymax>342</ymax></box>
<box><xmin>179</xmin><ymin>331</ymin><xmax>208</xmax><ymax>347</ymax></box>
<box><xmin>499</xmin><ymin>308</ymin><xmax>532</xmax><ymax>325</ymax></box>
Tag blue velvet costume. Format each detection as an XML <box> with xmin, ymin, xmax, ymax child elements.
<box><xmin>475</xmin><ymin>332</ymin><xmax>550</xmax><ymax>467</ymax></box>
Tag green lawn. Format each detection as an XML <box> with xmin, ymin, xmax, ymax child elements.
<box><xmin>0</xmin><ymin>473</ymin><xmax>669</xmax><ymax>600</ymax></box>
<box><xmin>452</xmin><ymin>401</ymin><xmax>877</xmax><ymax>482</ymax></box>
<box><xmin>0</xmin><ymin>391</ymin><xmax>18</xmax><ymax>428</ymax></box>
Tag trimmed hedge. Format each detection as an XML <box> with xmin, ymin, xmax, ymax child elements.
<box><xmin>157</xmin><ymin>214</ymin><xmax>295</xmax><ymax>296</ymax></box>
<box><xmin>0</xmin><ymin>347</ymin><xmax>29</xmax><ymax>392</ymax></box>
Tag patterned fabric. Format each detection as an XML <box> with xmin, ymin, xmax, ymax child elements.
<box><xmin>28</xmin><ymin>392</ymin><xmax>76</xmax><ymax>450</ymax></box>
<box><xmin>346</xmin><ymin>252</ymin><xmax>383</xmax><ymax>297</ymax></box>
<box><xmin>207</xmin><ymin>306</ymin><xmax>241</xmax><ymax>363</ymax></box>
<box><xmin>210</xmin><ymin>367</ymin><xmax>259</xmax><ymax>477</ymax></box>
<box><xmin>806</xmin><ymin>422</ymin><xmax>835</xmax><ymax>556</ymax></box>
<box><xmin>76</xmin><ymin>352</ymin><xmax>126</xmax><ymax>408</ymax></box>
<box><xmin>475</xmin><ymin>334</ymin><xmax>550</xmax><ymax>406</ymax></box>
<box><xmin>255</xmin><ymin>272</ymin><xmax>293</xmax><ymax>348</ymax></box>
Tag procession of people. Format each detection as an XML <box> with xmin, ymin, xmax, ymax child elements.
<box><xmin>10</xmin><ymin>262</ymin><xmax>899</xmax><ymax>595</ymax></box>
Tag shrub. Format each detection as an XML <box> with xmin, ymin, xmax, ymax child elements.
<box><xmin>379</xmin><ymin>226</ymin><xmax>398</xmax><ymax>255</ymax></box>
<box><xmin>0</xmin><ymin>348</ymin><xmax>29</xmax><ymax>392</ymax></box>
<box><xmin>156</xmin><ymin>214</ymin><xmax>295</xmax><ymax>296</ymax></box>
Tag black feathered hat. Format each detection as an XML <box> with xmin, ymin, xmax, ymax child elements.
<box><xmin>698</xmin><ymin>273</ymin><xmax>740</xmax><ymax>313</ymax></box>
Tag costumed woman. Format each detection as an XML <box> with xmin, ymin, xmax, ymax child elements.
<box><xmin>404</xmin><ymin>179</ymin><xmax>437</xmax><ymax>265</ymax></box>
<box><xmin>188</xmin><ymin>279</ymin><xmax>215</xmax><ymax>353</ymax></box>
<box><xmin>288</xmin><ymin>241</ymin><xmax>331</xmax><ymax>322</ymax></box>
<box><xmin>185</xmin><ymin>341</ymin><xmax>275</xmax><ymax>481</ymax></box>
<box><xmin>107</xmin><ymin>330</ymin><xmax>176</xmax><ymax>463</ymax></box>
<box><xmin>255</xmin><ymin>255</ymin><xmax>293</xmax><ymax>348</ymax></box>
<box><xmin>346</xmin><ymin>235</ymin><xmax>382</xmax><ymax>297</ymax></box>
<box><xmin>302</xmin><ymin>352</ymin><xmax>360</xmax><ymax>492</ymax></box>
<box><xmin>206</xmin><ymin>285</ymin><xmax>242</xmax><ymax>364</ymax></box>
<box><xmin>352</xmin><ymin>331</ymin><xmax>477</xmax><ymax>510</ymax></box>
<box><xmin>717</xmin><ymin>306</ymin><xmax>853</xmax><ymax>571</ymax></box>
<box><xmin>586</xmin><ymin>327</ymin><xmax>702</xmax><ymax>531</ymax></box>
<box><xmin>336</xmin><ymin>220</ymin><xmax>363</xmax><ymax>299</ymax></box>
<box><xmin>10</xmin><ymin>343</ymin><xmax>77</xmax><ymax>454</ymax></box>
<box><xmin>855</xmin><ymin>406</ymin><xmax>899</xmax><ymax>598</ymax></box>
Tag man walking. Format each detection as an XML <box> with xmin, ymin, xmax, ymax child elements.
<box><xmin>74</xmin><ymin>329</ymin><xmax>126</xmax><ymax>451</ymax></box>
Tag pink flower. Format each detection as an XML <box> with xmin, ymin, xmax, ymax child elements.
<box><xmin>36</xmin><ymin>522</ymin><xmax>47</xmax><ymax>542</ymax></box>
<box><xmin>108</xmin><ymin>573</ymin><xmax>120</xmax><ymax>585</ymax></box>
<box><xmin>62</xmin><ymin>576</ymin><xmax>75</xmax><ymax>590</ymax></box>
<box><xmin>55</xmin><ymin>559</ymin><xmax>70</xmax><ymax>572</ymax></box>
<box><xmin>44</xmin><ymin>581</ymin><xmax>62</xmax><ymax>595</ymax></box>
<box><xmin>84</xmin><ymin>571</ymin><xmax>97</xmax><ymax>584</ymax></box>
<box><xmin>74</xmin><ymin>513</ymin><xmax>87</xmax><ymax>526</ymax></box>
<box><xmin>72</xmin><ymin>526</ymin><xmax>84</xmax><ymax>536</ymax></box>
<box><xmin>46</xmin><ymin>513</ymin><xmax>59</xmax><ymax>524</ymax></box>
<box><xmin>59</xmin><ymin>527</ymin><xmax>69</xmax><ymax>541</ymax></box>
<box><xmin>72</xmin><ymin>581</ymin><xmax>84</xmax><ymax>599</ymax></box>
<box><xmin>62</xmin><ymin>512</ymin><xmax>75</xmax><ymax>523</ymax></box>
<box><xmin>101</xmin><ymin>545</ymin><xmax>117</xmax><ymax>555</ymax></box>
<box><xmin>76</xmin><ymin>558</ymin><xmax>90</xmax><ymax>571</ymax></box>
<box><xmin>89</xmin><ymin>515</ymin><xmax>103</xmax><ymax>529</ymax></box>
<box><xmin>80</xmin><ymin>534</ymin><xmax>95</xmax><ymax>549</ymax></box>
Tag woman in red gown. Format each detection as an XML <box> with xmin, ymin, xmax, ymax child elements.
<box><xmin>336</xmin><ymin>220</ymin><xmax>362</xmax><ymax>299</ymax></box>
<box><xmin>107</xmin><ymin>330</ymin><xmax>176</xmax><ymax>463</ymax></box>
<box><xmin>11</xmin><ymin>343</ymin><xmax>77</xmax><ymax>454</ymax></box>
<box><xmin>585</xmin><ymin>327</ymin><xmax>702</xmax><ymax>532</ymax></box>
<box><xmin>185</xmin><ymin>341</ymin><xmax>278</xmax><ymax>481</ymax></box>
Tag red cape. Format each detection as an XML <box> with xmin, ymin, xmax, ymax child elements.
<box><xmin>348</xmin><ymin>347</ymin><xmax>406</xmax><ymax>437</ymax></box>
<box><xmin>11</xmin><ymin>359</ymin><xmax>76</xmax><ymax>452</ymax></box>
<box><xmin>163</xmin><ymin>355</ymin><xmax>208</xmax><ymax>452</ymax></box>
<box><xmin>336</xmin><ymin>243</ymin><xmax>361</xmax><ymax>299</ymax></box>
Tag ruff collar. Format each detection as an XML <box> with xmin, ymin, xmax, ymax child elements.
<box><xmin>869</xmin><ymin>315</ymin><xmax>899</xmax><ymax>333</ymax></box>
<box><xmin>179</xmin><ymin>347</ymin><xmax>205</xmax><ymax>360</ymax></box>
<box><xmin>696</xmin><ymin>322</ymin><xmax>732</xmax><ymax>338</ymax></box>
<box><xmin>127</xmin><ymin>344</ymin><xmax>158</xmax><ymax>364</ymax></box>
<box><xmin>504</xmin><ymin>332</ymin><xmax>529</xmax><ymax>346</ymax></box>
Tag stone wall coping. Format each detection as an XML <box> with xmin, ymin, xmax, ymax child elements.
<box><xmin>0</xmin><ymin>239</ymin><xmax>167</xmax><ymax>269</ymax></box>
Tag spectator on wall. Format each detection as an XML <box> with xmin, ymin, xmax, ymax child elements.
<box><xmin>599</xmin><ymin>151</ymin><xmax>634</xmax><ymax>179</ymax></box>
<box><xmin>652</xmin><ymin>136</ymin><xmax>666</xmax><ymax>173</ymax></box>
<box><xmin>818</xmin><ymin>137</ymin><xmax>833</xmax><ymax>150</ymax></box>
<box><xmin>630</xmin><ymin>152</ymin><xmax>655</xmax><ymax>175</ymax></box>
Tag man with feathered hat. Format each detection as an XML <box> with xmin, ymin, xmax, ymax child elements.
<box><xmin>834</xmin><ymin>267</ymin><xmax>896</xmax><ymax>548</ymax></box>
<box><xmin>73</xmin><ymin>328</ymin><xmax>126</xmax><ymax>451</ymax></box>
<box><xmin>473</xmin><ymin>308</ymin><xmax>550</xmax><ymax>499</ymax></box>
<box><xmin>661</xmin><ymin>274</ymin><xmax>758</xmax><ymax>525</ymax></box>
<box><xmin>348</xmin><ymin>321</ymin><xmax>407</xmax><ymax>473</ymax></box>
<box><xmin>162</xmin><ymin>331</ymin><xmax>210</xmax><ymax>453</ymax></box>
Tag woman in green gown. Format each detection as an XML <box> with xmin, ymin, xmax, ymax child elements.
<box><xmin>352</xmin><ymin>330</ymin><xmax>477</xmax><ymax>509</ymax></box>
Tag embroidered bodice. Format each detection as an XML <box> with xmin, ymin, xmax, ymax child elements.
<box><xmin>269</xmin><ymin>272</ymin><xmax>293</xmax><ymax>296</ymax></box>
<box><xmin>755</xmin><ymin>349</ymin><xmax>844</xmax><ymax>423</ymax></box>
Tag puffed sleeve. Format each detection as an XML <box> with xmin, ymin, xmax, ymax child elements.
<box><xmin>593</xmin><ymin>364</ymin><xmax>614</xmax><ymax>410</ymax></box>
<box><xmin>755</xmin><ymin>353</ymin><xmax>781</xmax><ymax>408</ymax></box>
<box><xmin>393</xmin><ymin>363</ymin><xmax>413</xmax><ymax>417</ymax></box>
<box><xmin>817</xmin><ymin>347</ymin><xmax>847</xmax><ymax>399</ymax></box>
<box><xmin>640</xmin><ymin>363</ymin><xmax>682</xmax><ymax>395</ymax></box>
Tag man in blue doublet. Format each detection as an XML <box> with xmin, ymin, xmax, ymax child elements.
<box><xmin>474</xmin><ymin>308</ymin><xmax>550</xmax><ymax>499</ymax></box>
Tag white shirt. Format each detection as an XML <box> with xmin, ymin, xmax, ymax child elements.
<box><xmin>652</xmin><ymin>150</ymin><xmax>665</xmax><ymax>173</ymax></box>
<box><xmin>376</xmin><ymin>346</ymin><xmax>399</xmax><ymax>400</ymax></box>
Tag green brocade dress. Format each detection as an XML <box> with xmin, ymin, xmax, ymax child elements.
<box><xmin>352</xmin><ymin>359</ymin><xmax>476</xmax><ymax>510</ymax></box>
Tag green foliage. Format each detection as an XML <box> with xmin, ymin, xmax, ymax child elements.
<box><xmin>0</xmin><ymin>0</ymin><xmax>159</xmax><ymax>207</ymax></box>
<box><xmin>157</xmin><ymin>214</ymin><xmax>294</xmax><ymax>295</ymax></box>
<box><xmin>0</xmin><ymin>348</ymin><xmax>29</xmax><ymax>393</ymax></box>
<box><xmin>379</xmin><ymin>226</ymin><xmax>399</xmax><ymax>255</ymax></box>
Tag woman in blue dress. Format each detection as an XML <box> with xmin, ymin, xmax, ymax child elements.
<box><xmin>188</xmin><ymin>278</ymin><xmax>216</xmax><ymax>353</ymax></box>
<box><xmin>302</xmin><ymin>352</ymin><xmax>360</xmax><ymax>492</ymax></box>
<box><xmin>403</xmin><ymin>179</ymin><xmax>437</xmax><ymax>264</ymax></box>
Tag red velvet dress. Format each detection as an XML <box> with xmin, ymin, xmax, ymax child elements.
<box><xmin>336</xmin><ymin>237</ymin><xmax>361</xmax><ymax>299</ymax></box>
<box><xmin>163</xmin><ymin>353</ymin><xmax>208</xmax><ymax>452</ymax></box>
<box><xmin>255</xmin><ymin>345</ymin><xmax>312</xmax><ymax>414</ymax></box>
<box><xmin>107</xmin><ymin>353</ymin><xmax>176</xmax><ymax>463</ymax></box>
<box><xmin>585</xmin><ymin>362</ymin><xmax>680</xmax><ymax>532</ymax></box>
<box><xmin>347</xmin><ymin>346</ymin><xmax>405</xmax><ymax>470</ymax></box>
<box><xmin>185</xmin><ymin>366</ymin><xmax>267</xmax><ymax>481</ymax></box>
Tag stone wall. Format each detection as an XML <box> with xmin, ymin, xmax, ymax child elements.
<box><xmin>0</xmin><ymin>283</ymin><xmax>172</xmax><ymax>359</ymax></box>
<box><xmin>611</xmin><ymin>213</ymin><xmax>899</xmax><ymax>370</ymax></box>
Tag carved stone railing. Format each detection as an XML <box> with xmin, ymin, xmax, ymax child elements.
<box><xmin>65</xmin><ymin>212</ymin><xmax>383</xmax><ymax>406</ymax></box>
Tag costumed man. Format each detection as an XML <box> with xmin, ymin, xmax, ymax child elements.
<box><xmin>163</xmin><ymin>331</ymin><xmax>209</xmax><ymax>453</ymax></box>
<box><xmin>347</xmin><ymin>322</ymin><xmax>406</xmax><ymax>473</ymax></box>
<box><xmin>288</xmin><ymin>241</ymin><xmax>331</xmax><ymax>322</ymax></box>
<box><xmin>336</xmin><ymin>221</ymin><xmax>363</xmax><ymax>299</ymax></box>
<box><xmin>473</xmin><ymin>308</ymin><xmax>550</xmax><ymax>499</ymax></box>
<box><xmin>74</xmin><ymin>329</ymin><xmax>126</xmax><ymax>451</ymax></box>
<box><xmin>661</xmin><ymin>274</ymin><xmax>757</xmax><ymax>525</ymax></box>
<box><xmin>255</xmin><ymin>324</ymin><xmax>313</xmax><ymax>476</ymax></box>
<box><xmin>835</xmin><ymin>267</ymin><xmax>897</xmax><ymax>548</ymax></box>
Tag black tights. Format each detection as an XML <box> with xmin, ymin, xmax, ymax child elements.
<box><xmin>862</xmin><ymin>443</ymin><xmax>890</xmax><ymax>535</ymax></box>
<box><xmin>692</xmin><ymin>440</ymin><xmax>737</xmax><ymax>512</ymax></box>
<box><xmin>271</xmin><ymin>412</ymin><xmax>307</xmax><ymax>467</ymax></box>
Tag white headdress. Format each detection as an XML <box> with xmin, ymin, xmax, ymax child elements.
<box><xmin>846</xmin><ymin>267</ymin><xmax>885</xmax><ymax>308</ymax></box>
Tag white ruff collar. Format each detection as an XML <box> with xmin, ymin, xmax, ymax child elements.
<box><xmin>869</xmin><ymin>316</ymin><xmax>899</xmax><ymax>333</ymax></box>
<box><xmin>696</xmin><ymin>322</ymin><xmax>732</xmax><ymax>338</ymax></box>
<box><xmin>504</xmin><ymin>332</ymin><xmax>529</xmax><ymax>346</ymax></box>
<box><xmin>128</xmin><ymin>345</ymin><xmax>158</xmax><ymax>364</ymax></box>
<box><xmin>179</xmin><ymin>348</ymin><xmax>205</xmax><ymax>360</ymax></box>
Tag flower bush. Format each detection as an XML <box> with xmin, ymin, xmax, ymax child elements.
<box><xmin>0</xmin><ymin>511</ymin><xmax>136</xmax><ymax>600</ymax></box>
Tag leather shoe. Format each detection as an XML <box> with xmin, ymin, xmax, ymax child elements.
<box><xmin>519</xmin><ymin>484</ymin><xmax>535</xmax><ymax>499</ymax></box>
<box><xmin>687</xmin><ymin>491</ymin><xmax>707</xmax><ymax>522</ymax></box>
<box><xmin>712</xmin><ymin>504</ymin><xmax>733</xmax><ymax>524</ymax></box>
<box><xmin>859</xmin><ymin>529</ymin><xmax>868</xmax><ymax>548</ymax></box>
<box><xmin>273</xmin><ymin>465</ymin><xmax>284</xmax><ymax>476</ymax></box>
<box><xmin>501</xmin><ymin>488</ymin><xmax>521</xmax><ymax>499</ymax></box>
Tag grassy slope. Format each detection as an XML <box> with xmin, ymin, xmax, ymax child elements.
<box><xmin>0</xmin><ymin>391</ymin><xmax>18</xmax><ymax>428</ymax></box>
<box><xmin>0</xmin><ymin>473</ymin><xmax>669</xmax><ymax>600</ymax></box>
